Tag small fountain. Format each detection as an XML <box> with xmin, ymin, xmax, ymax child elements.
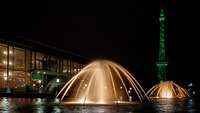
<box><xmin>56</xmin><ymin>60</ymin><xmax>149</xmax><ymax>104</ymax></box>
<box><xmin>146</xmin><ymin>81</ymin><xmax>189</xmax><ymax>99</ymax></box>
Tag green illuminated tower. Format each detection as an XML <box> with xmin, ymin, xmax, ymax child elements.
<box><xmin>156</xmin><ymin>8</ymin><xmax>168</xmax><ymax>82</ymax></box>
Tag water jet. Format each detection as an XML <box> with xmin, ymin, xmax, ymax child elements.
<box><xmin>56</xmin><ymin>60</ymin><xmax>149</xmax><ymax>104</ymax></box>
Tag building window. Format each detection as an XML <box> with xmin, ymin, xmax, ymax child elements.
<box><xmin>13</xmin><ymin>71</ymin><xmax>26</xmax><ymax>88</ymax></box>
<box><xmin>14</xmin><ymin>47</ymin><xmax>25</xmax><ymax>71</ymax></box>
<box><xmin>0</xmin><ymin>44</ymin><xmax>8</xmax><ymax>88</ymax></box>
<box><xmin>0</xmin><ymin>69</ymin><xmax>8</xmax><ymax>88</ymax></box>
<box><xmin>0</xmin><ymin>41</ymin><xmax>86</xmax><ymax>89</ymax></box>
<box><xmin>48</xmin><ymin>57</ymin><xmax>58</xmax><ymax>72</ymax></box>
<box><xmin>31</xmin><ymin>51</ymin><xmax>35</xmax><ymax>70</ymax></box>
<box><xmin>63</xmin><ymin>59</ymin><xmax>69</xmax><ymax>75</ymax></box>
<box><xmin>36</xmin><ymin>52</ymin><xmax>45</xmax><ymax>70</ymax></box>
<box><xmin>0</xmin><ymin>44</ymin><xmax>8</xmax><ymax>69</ymax></box>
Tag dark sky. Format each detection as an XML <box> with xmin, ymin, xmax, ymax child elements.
<box><xmin>1</xmin><ymin>1</ymin><xmax>196</xmax><ymax>88</ymax></box>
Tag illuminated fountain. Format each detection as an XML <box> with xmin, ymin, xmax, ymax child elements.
<box><xmin>56</xmin><ymin>60</ymin><xmax>149</xmax><ymax>104</ymax></box>
<box><xmin>146</xmin><ymin>8</ymin><xmax>189</xmax><ymax>99</ymax></box>
<box><xmin>146</xmin><ymin>81</ymin><xmax>189</xmax><ymax>99</ymax></box>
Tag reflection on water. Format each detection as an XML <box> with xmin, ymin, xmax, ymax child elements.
<box><xmin>0</xmin><ymin>98</ymin><xmax>10</xmax><ymax>113</ymax></box>
<box><xmin>0</xmin><ymin>97</ymin><xmax>199</xmax><ymax>113</ymax></box>
<box><xmin>152</xmin><ymin>98</ymin><xmax>186</xmax><ymax>113</ymax></box>
<box><xmin>187</xmin><ymin>99</ymin><xmax>196</xmax><ymax>113</ymax></box>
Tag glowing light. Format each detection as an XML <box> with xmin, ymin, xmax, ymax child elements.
<box><xmin>2</xmin><ymin>61</ymin><xmax>13</xmax><ymax>65</ymax></box>
<box><xmin>54</xmin><ymin>98</ymin><xmax>60</xmax><ymax>103</ymax></box>
<box><xmin>3</xmin><ymin>72</ymin><xmax>7</xmax><ymax>80</ymax></box>
<box><xmin>38</xmin><ymin>80</ymin><xmax>42</xmax><ymax>84</ymax></box>
<box><xmin>3</xmin><ymin>60</ymin><xmax>6</xmax><ymax>64</ymax></box>
<box><xmin>160</xmin><ymin>87</ymin><xmax>173</xmax><ymax>98</ymax></box>
<box><xmin>56</xmin><ymin>79</ymin><xmax>60</xmax><ymax>83</ymax></box>
<box><xmin>146</xmin><ymin>81</ymin><xmax>189</xmax><ymax>99</ymax></box>
<box><xmin>3</xmin><ymin>51</ymin><xmax>7</xmax><ymax>55</ymax></box>
<box><xmin>9</xmin><ymin>51</ymin><xmax>13</xmax><ymax>54</ymax></box>
<box><xmin>4</xmin><ymin>76</ymin><xmax>7</xmax><ymax>80</ymax></box>
<box><xmin>156</xmin><ymin>8</ymin><xmax>168</xmax><ymax>82</ymax></box>
<box><xmin>9</xmin><ymin>62</ymin><xmax>12</xmax><ymax>65</ymax></box>
<box><xmin>2</xmin><ymin>51</ymin><xmax>13</xmax><ymax>55</ymax></box>
<box><xmin>188</xmin><ymin>83</ymin><xmax>193</xmax><ymax>87</ymax></box>
<box><xmin>193</xmin><ymin>91</ymin><xmax>195</xmax><ymax>95</ymax></box>
<box><xmin>56</xmin><ymin>60</ymin><xmax>149</xmax><ymax>104</ymax></box>
<box><xmin>9</xmin><ymin>72</ymin><xmax>12</xmax><ymax>76</ymax></box>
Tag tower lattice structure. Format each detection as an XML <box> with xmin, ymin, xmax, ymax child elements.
<box><xmin>156</xmin><ymin>8</ymin><xmax>168</xmax><ymax>82</ymax></box>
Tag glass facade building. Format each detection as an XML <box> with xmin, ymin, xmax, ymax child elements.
<box><xmin>0</xmin><ymin>38</ymin><xmax>87</xmax><ymax>91</ymax></box>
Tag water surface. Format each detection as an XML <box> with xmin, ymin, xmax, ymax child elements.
<box><xmin>0</xmin><ymin>97</ymin><xmax>198</xmax><ymax>113</ymax></box>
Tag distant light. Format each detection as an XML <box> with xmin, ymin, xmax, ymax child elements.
<box><xmin>120</xmin><ymin>86</ymin><xmax>123</xmax><ymax>89</ymax></box>
<box><xmin>85</xmin><ymin>84</ymin><xmax>87</xmax><ymax>87</ymax></box>
<box><xmin>9</xmin><ymin>72</ymin><xmax>12</xmax><ymax>76</ymax></box>
<box><xmin>3</xmin><ymin>51</ymin><xmax>7</xmax><ymax>55</ymax></box>
<box><xmin>56</xmin><ymin>79</ymin><xmax>60</xmax><ymax>83</ymax></box>
<box><xmin>38</xmin><ymin>80</ymin><xmax>42</xmax><ymax>84</ymax></box>
<box><xmin>54</xmin><ymin>98</ymin><xmax>60</xmax><ymax>103</ymax></box>
<box><xmin>9</xmin><ymin>62</ymin><xmax>12</xmax><ymax>65</ymax></box>
<box><xmin>37</xmin><ymin>71</ymin><xmax>40</xmax><ymax>74</ymax></box>
<box><xmin>4</xmin><ymin>76</ymin><xmax>7</xmax><ymax>80</ymax></box>
<box><xmin>3</xmin><ymin>60</ymin><xmax>6</xmax><ymax>64</ymax></box>
<box><xmin>129</xmin><ymin>87</ymin><xmax>132</xmax><ymax>90</ymax></box>
<box><xmin>3</xmin><ymin>51</ymin><xmax>13</xmax><ymax>55</ymax></box>
<box><xmin>43</xmin><ymin>72</ymin><xmax>46</xmax><ymax>74</ymax></box>
<box><xmin>188</xmin><ymin>83</ymin><xmax>193</xmax><ymax>87</ymax></box>
<box><xmin>193</xmin><ymin>91</ymin><xmax>195</xmax><ymax>95</ymax></box>
<box><xmin>9</xmin><ymin>51</ymin><xmax>13</xmax><ymax>54</ymax></box>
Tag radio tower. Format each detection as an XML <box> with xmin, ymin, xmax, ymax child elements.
<box><xmin>156</xmin><ymin>8</ymin><xmax>168</xmax><ymax>82</ymax></box>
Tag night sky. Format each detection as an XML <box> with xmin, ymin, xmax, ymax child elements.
<box><xmin>1</xmin><ymin>1</ymin><xmax>197</xmax><ymax>90</ymax></box>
